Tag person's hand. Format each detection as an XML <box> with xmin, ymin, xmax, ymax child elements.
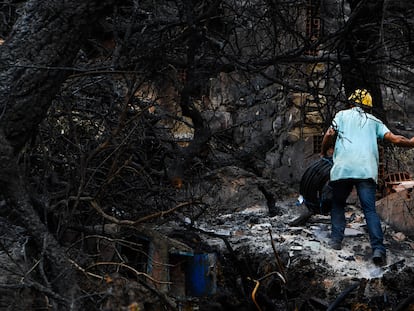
<box><xmin>321</xmin><ymin>127</ymin><xmax>336</xmax><ymax>156</ymax></box>
<box><xmin>326</xmin><ymin>127</ymin><xmax>335</xmax><ymax>136</ymax></box>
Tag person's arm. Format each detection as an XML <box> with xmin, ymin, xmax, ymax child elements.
<box><xmin>321</xmin><ymin>127</ymin><xmax>336</xmax><ymax>156</ymax></box>
<box><xmin>383</xmin><ymin>132</ymin><xmax>414</xmax><ymax>147</ymax></box>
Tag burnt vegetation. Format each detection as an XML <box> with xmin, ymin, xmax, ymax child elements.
<box><xmin>0</xmin><ymin>0</ymin><xmax>414</xmax><ymax>310</ymax></box>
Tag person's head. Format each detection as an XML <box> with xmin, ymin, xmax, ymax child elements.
<box><xmin>348</xmin><ymin>89</ymin><xmax>372</xmax><ymax>111</ymax></box>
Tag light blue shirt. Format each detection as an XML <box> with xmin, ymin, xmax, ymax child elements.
<box><xmin>330</xmin><ymin>107</ymin><xmax>390</xmax><ymax>183</ymax></box>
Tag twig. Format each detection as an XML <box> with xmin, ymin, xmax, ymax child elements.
<box><xmin>268</xmin><ymin>229</ymin><xmax>287</xmax><ymax>282</ymax></box>
<box><xmin>258</xmin><ymin>271</ymin><xmax>286</xmax><ymax>284</ymax></box>
<box><xmin>0</xmin><ymin>280</ymin><xmax>68</xmax><ymax>305</ymax></box>
<box><xmin>85</xmin><ymin>261</ymin><xmax>172</xmax><ymax>285</ymax></box>
<box><xmin>248</xmin><ymin>270</ymin><xmax>289</xmax><ymax>311</ymax></box>
<box><xmin>0</xmin><ymin>240</ymin><xmax>26</xmax><ymax>276</ymax></box>
<box><xmin>90</xmin><ymin>200</ymin><xmax>198</xmax><ymax>225</ymax></box>
<box><xmin>248</xmin><ymin>278</ymin><xmax>263</xmax><ymax>311</ymax></box>
<box><xmin>67</xmin><ymin>234</ymin><xmax>170</xmax><ymax>270</ymax></box>
<box><xmin>68</xmin><ymin>259</ymin><xmax>106</xmax><ymax>281</ymax></box>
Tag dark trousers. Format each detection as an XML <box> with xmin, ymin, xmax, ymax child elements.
<box><xmin>330</xmin><ymin>178</ymin><xmax>386</xmax><ymax>254</ymax></box>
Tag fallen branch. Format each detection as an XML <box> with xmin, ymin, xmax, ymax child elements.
<box><xmin>90</xmin><ymin>200</ymin><xmax>199</xmax><ymax>225</ymax></box>
<box><xmin>85</xmin><ymin>261</ymin><xmax>172</xmax><ymax>285</ymax></box>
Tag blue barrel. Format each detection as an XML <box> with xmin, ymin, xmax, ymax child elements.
<box><xmin>186</xmin><ymin>253</ymin><xmax>217</xmax><ymax>296</ymax></box>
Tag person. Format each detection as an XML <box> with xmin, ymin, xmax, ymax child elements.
<box><xmin>321</xmin><ymin>89</ymin><xmax>414</xmax><ymax>266</ymax></box>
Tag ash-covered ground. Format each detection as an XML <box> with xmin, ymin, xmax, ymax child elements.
<box><xmin>163</xmin><ymin>192</ymin><xmax>414</xmax><ymax>310</ymax></box>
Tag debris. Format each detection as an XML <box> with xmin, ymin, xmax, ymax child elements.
<box><xmin>326</xmin><ymin>282</ymin><xmax>359</xmax><ymax>311</ymax></box>
<box><xmin>394</xmin><ymin>292</ymin><xmax>414</xmax><ymax>311</ymax></box>
<box><xmin>393</xmin><ymin>232</ymin><xmax>406</xmax><ymax>242</ymax></box>
<box><xmin>384</xmin><ymin>259</ymin><xmax>405</xmax><ymax>272</ymax></box>
<box><xmin>344</xmin><ymin>228</ymin><xmax>364</xmax><ymax>236</ymax></box>
<box><xmin>338</xmin><ymin>255</ymin><xmax>355</xmax><ymax>261</ymax></box>
<box><xmin>153</xmin><ymin>183</ymin><xmax>414</xmax><ymax>310</ymax></box>
<box><xmin>376</xmin><ymin>189</ymin><xmax>414</xmax><ymax>236</ymax></box>
<box><xmin>303</xmin><ymin>241</ymin><xmax>321</xmax><ymax>252</ymax></box>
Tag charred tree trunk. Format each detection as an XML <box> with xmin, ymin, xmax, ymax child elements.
<box><xmin>166</xmin><ymin>0</ymin><xmax>212</xmax><ymax>186</ymax></box>
<box><xmin>0</xmin><ymin>0</ymin><xmax>118</xmax><ymax>308</ymax></box>
<box><xmin>339</xmin><ymin>0</ymin><xmax>386</xmax><ymax>120</ymax></box>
